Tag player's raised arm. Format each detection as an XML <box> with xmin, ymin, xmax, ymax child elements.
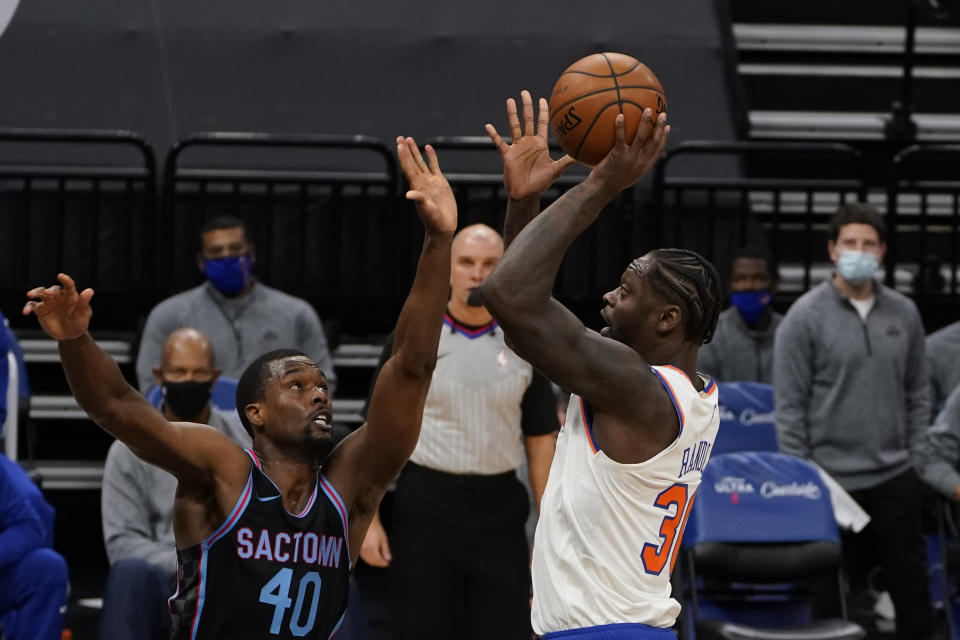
<box><xmin>23</xmin><ymin>274</ymin><xmax>244</xmax><ymax>485</ymax></box>
<box><xmin>480</xmin><ymin>109</ymin><xmax>670</xmax><ymax>409</ymax></box>
<box><xmin>324</xmin><ymin>137</ymin><xmax>455</xmax><ymax>529</ymax></box>
<box><xmin>484</xmin><ymin>90</ymin><xmax>576</xmax><ymax>249</ymax></box>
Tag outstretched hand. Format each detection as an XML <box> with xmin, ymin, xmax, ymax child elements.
<box><xmin>396</xmin><ymin>136</ymin><xmax>457</xmax><ymax>236</ymax></box>
<box><xmin>589</xmin><ymin>108</ymin><xmax>670</xmax><ymax>196</ymax></box>
<box><xmin>485</xmin><ymin>90</ymin><xmax>575</xmax><ymax>200</ymax></box>
<box><xmin>23</xmin><ymin>273</ymin><xmax>94</xmax><ymax>341</ymax></box>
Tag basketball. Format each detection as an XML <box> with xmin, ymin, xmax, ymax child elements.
<box><xmin>549</xmin><ymin>52</ymin><xmax>667</xmax><ymax>166</ymax></box>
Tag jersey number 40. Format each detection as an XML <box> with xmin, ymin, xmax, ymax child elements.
<box><xmin>259</xmin><ymin>568</ymin><xmax>323</xmax><ymax>636</ymax></box>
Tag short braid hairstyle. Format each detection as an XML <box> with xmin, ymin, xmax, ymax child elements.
<box><xmin>629</xmin><ymin>248</ymin><xmax>723</xmax><ymax>344</ymax></box>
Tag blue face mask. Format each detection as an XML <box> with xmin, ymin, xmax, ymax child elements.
<box><xmin>730</xmin><ymin>290</ymin><xmax>772</xmax><ymax>325</ymax></box>
<box><xmin>836</xmin><ymin>250</ymin><xmax>879</xmax><ymax>286</ymax></box>
<box><xmin>204</xmin><ymin>254</ymin><xmax>252</xmax><ymax>296</ymax></box>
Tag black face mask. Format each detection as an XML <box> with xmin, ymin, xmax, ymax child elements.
<box><xmin>162</xmin><ymin>380</ymin><xmax>213</xmax><ymax>421</ymax></box>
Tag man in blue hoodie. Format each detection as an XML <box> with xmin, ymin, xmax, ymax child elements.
<box><xmin>774</xmin><ymin>203</ymin><xmax>934</xmax><ymax>639</ymax></box>
<box><xmin>0</xmin><ymin>454</ymin><xmax>68</xmax><ymax>640</ymax></box>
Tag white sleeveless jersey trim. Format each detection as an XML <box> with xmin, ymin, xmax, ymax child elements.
<box><xmin>531</xmin><ymin>365</ymin><xmax>720</xmax><ymax>634</ymax></box>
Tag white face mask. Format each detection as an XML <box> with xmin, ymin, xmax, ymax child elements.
<box><xmin>836</xmin><ymin>250</ymin><xmax>879</xmax><ymax>285</ymax></box>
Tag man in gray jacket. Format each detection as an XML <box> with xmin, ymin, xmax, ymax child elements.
<box><xmin>926</xmin><ymin>320</ymin><xmax>960</xmax><ymax>416</ymax></box>
<box><xmin>698</xmin><ymin>246</ymin><xmax>782</xmax><ymax>383</ymax></box>
<box><xmin>774</xmin><ymin>203</ymin><xmax>935</xmax><ymax>639</ymax></box>
<box><xmin>99</xmin><ymin>328</ymin><xmax>251</xmax><ymax>640</ymax></box>
<box><xmin>918</xmin><ymin>381</ymin><xmax>960</xmax><ymax>501</ymax></box>
<box><xmin>134</xmin><ymin>216</ymin><xmax>336</xmax><ymax>395</ymax></box>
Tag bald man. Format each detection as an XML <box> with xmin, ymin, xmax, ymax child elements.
<box><xmin>99</xmin><ymin>328</ymin><xmax>250</xmax><ymax>640</ymax></box>
<box><xmin>360</xmin><ymin>224</ymin><xmax>560</xmax><ymax>640</ymax></box>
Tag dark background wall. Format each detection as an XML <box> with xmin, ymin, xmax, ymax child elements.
<box><xmin>0</xmin><ymin>0</ymin><xmax>738</xmax><ymax>152</ymax></box>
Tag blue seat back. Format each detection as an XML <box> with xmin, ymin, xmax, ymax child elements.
<box><xmin>145</xmin><ymin>377</ymin><xmax>239</xmax><ymax>412</ymax></box>
<box><xmin>685</xmin><ymin>451</ymin><xmax>838</xmax><ymax>547</ymax></box>
<box><xmin>713</xmin><ymin>382</ymin><xmax>777</xmax><ymax>455</ymax></box>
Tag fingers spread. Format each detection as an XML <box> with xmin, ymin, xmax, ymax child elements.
<box><xmin>521</xmin><ymin>90</ymin><xmax>535</xmax><ymax>137</ymax></box>
<box><xmin>485</xmin><ymin>123</ymin><xmax>508</xmax><ymax>153</ymax></box>
<box><xmin>57</xmin><ymin>273</ymin><xmax>77</xmax><ymax>294</ymax></box>
<box><xmin>553</xmin><ymin>154</ymin><xmax>577</xmax><ymax>175</ymax></box>
<box><xmin>405</xmin><ymin>137</ymin><xmax>427</xmax><ymax>171</ymax></box>
<box><xmin>507</xmin><ymin>98</ymin><xmax>521</xmax><ymax>141</ymax></box>
<box><xmin>424</xmin><ymin>144</ymin><xmax>440</xmax><ymax>174</ymax></box>
<box><xmin>537</xmin><ymin>97</ymin><xmax>550</xmax><ymax>139</ymax></box>
<box><xmin>397</xmin><ymin>136</ymin><xmax>426</xmax><ymax>179</ymax></box>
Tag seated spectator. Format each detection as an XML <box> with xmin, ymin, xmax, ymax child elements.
<box><xmin>697</xmin><ymin>246</ymin><xmax>782</xmax><ymax>383</ymax></box>
<box><xmin>0</xmin><ymin>454</ymin><xmax>68</xmax><ymax>640</ymax></box>
<box><xmin>135</xmin><ymin>215</ymin><xmax>336</xmax><ymax>395</ymax></box>
<box><xmin>99</xmin><ymin>328</ymin><xmax>250</xmax><ymax>640</ymax></box>
<box><xmin>927</xmin><ymin>318</ymin><xmax>960</xmax><ymax>416</ymax></box>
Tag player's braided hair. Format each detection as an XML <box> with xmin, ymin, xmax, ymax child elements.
<box><xmin>236</xmin><ymin>349</ymin><xmax>310</xmax><ymax>437</ymax></box>
<box><xmin>629</xmin><ymin>248</ymin><xmax>723</xmax><ymax>345</ymax></box>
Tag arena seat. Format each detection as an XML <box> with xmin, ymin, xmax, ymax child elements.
<box><xmin>713</xmin><ymin>383</ymin><xmax>777</xmax><ymax>455</ymax></box>
<box><xmin>678</xmin><ymin>451</ymin><xmax>865</xmax><ymax>640</ymax></box>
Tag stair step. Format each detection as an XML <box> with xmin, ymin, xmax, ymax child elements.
<box><xmin>747</xmin><ymin>110</ymin><xmax>960</xmax><ymax>140</ymax></box>
<box><xmin>733</xmin><ymin>24</ymin><xmax>960</xmax><ymax>55</ymax></box>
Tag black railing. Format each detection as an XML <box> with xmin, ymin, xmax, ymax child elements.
<box><xmin>427</xmin><ymin>136</ymin><xmax>640</xmax><ymax>308</ymax></box>
<box><xmin>889</xmin><ymin>144</ymin><xmax>960</xmax><ymax>301</ymax></box>
<box><xmin>4</xmin><ymin>130</ymin><xmax>960</xmax><ymax>333</ymax></box>
<box><xmin>161</xmin><ymin>133</ymin><xmax>399</xmax><ymax>332</ymax></box>
<box><xmin>654</xmin><ymin>141</ymin><xmax>866</xmax><ymax>294</ymax></box>
<box><xmin>0</xmin><ymin>129</ymin><xmax>157</xmax><ymax>322</ymax></box>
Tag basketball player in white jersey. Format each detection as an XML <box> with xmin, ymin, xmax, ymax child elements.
<box><xmin>481</xmin><ymin>92</ymin><xmax>723</xmax><ymax>639</ymax></box>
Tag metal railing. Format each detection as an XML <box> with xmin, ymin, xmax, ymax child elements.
<box><xmin>0</xmin><ymin>129</ymin><xmax>157</xmax><ymax>307</ymax></box>
<box><xmin>161</xmin><ymin>133</ymin><xmax>400</xmax><ymax>328</ymax></box>
<box><xmin>888</xmin><ymin>144</ymin><xmax>960</xmax><ymax>301</ymax></box>
<box><xmin>427</xmin><ymin>136</ymin><xmax>640</xmax><ymax>305</ymax></box>
<box><xmin>653</xmin><ymin>141</ymin><xmax>866</xmax><ymax>294</ymax></box>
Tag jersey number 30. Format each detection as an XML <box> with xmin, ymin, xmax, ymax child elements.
<box><xmin>259</xmin><ymin>568</ymin><xmax>322</xmax><ymax>636</ymax></box>
<box><xmin>640</xmin><ymin>483</ymin><xmax>696</xmax><ymax>575</ymax></box>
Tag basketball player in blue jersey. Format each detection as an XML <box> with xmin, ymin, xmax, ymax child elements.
<box><xmin>23</xmin><ymin>136</ymin><xmax>457</xmax><ymax>640</ymax></box>
<box><xmin>481</xmin><ymin>93</ymin><xmax>724</xmax><ymax>639</ymax></box>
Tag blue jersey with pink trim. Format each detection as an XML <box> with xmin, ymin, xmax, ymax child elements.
<box><xmin>531</xmin><ymin>365</ymin><xmax>719</xmax><ymax>634</ymax></box>
<box><xmin>170</xmin><ymin>449</ymin><xmax>350</xmax><ymax>640</ymax></box>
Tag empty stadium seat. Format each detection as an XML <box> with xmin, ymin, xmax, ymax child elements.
<box><xmin>678</xmin><ymin>451</ymin><xmax>865</xmax><ymax>640</ymax></box>
<box><xmin>714</xmin><ymin>383</ymin><xmax>777</xmax><ymax>455</ymax></box>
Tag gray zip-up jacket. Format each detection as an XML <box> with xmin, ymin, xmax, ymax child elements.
<box><xmin>697</xmin><ymin>306</ymin><xmax>783</xmax><ymax>383</ymax></box>
<box><xmin>917</xmin><ymin>380</ymin><xmax>960</xmax><ymax>499</ymax></box>
<box><xmin>926</xmin><ymin>320</ymin><xmax>960</xmax><ymax>416</ymax></box>
<box><xmin>774</xmin><ymin>278</ymin><xmax>930</xmax><ymax>491</ymax></box>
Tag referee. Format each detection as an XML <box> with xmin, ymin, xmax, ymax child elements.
<box><xmin>361</xmin><ymin>224</ymin><xmax>559</xmax><ymax>640</ymax></box>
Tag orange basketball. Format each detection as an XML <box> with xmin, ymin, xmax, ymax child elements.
<box><xmin>549</xmin><ymin>52</ymin><xmax>667</xmax><ymax>166</ymax></box>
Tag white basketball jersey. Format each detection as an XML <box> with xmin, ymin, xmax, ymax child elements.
<box><xmin>531</xmin><ymin>365</ymin><xmax>720</xmax><ymax>634</ymax></box>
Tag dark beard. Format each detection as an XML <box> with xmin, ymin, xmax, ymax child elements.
<box><xmin>300</xmin><ymin>427</ymin><xmax>337</xmax><ymax>465</ymax></box>
<box><xmin>466</xmin><ymin>288</ymin><xmax>484</xmax><ymax>307</ymax></box>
